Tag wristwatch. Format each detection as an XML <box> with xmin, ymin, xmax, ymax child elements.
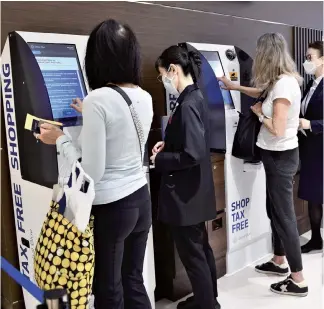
<box><xmin>259</xmin><ymin>115</ymin><xmax>265</xmax><ymax>123</ymax></box>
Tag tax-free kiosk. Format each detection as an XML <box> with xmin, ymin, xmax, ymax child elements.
<box><xmin>164</xmin><ymin>43</ymin><xmax>272</xmax><ymax>276</ymax></box>
<box><xmin>1</xmin><ymin>31</ymin><xmax>155</xmax><ymax>309</ymax></box>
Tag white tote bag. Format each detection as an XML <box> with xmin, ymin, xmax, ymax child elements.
<box><xmin>54</xmin><ymin>160</ymin><xmax>95</xmax><ymax>233</ymax></box>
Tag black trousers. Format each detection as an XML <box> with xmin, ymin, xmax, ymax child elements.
<box><xmin>261</xmin><ymin>148</ymin><xmax>303</xmax><ymax>272</ymax></box>
<box><xmin>171</xmin><ymin>223</ymin><xmax>218</xmax><ymax>309</ymax></box>
<box><xmin>308</xmin><ymin>202</ymin><xmax>323</xmax><ymax>242</ymax></box>
<box><xmin>92</xmin><ymin>185</ymin><xmax>152</xmax><ymax>309</ymax></box>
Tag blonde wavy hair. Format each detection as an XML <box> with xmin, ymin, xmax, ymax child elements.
<box><xmin>252</xmin><ymin>33</ymin><xmax>303</xmax><ymax>90</ymax></box>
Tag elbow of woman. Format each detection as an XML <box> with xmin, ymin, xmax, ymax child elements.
<box><xmin>83</xmin><ymin>164</ymin><xmax>104</xmax><ymax>185</ymax></box>
<box><xmin>272</xmin><ymin>118</ymin><xmax>287</xmax><ymax>137</ymax></box>
<box><xmin>93</xmin><ymin>172</ymin><xmax>105</xmax><ymax>185</ymax></box>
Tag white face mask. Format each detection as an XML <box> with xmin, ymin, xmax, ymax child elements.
<box><xmin>162</xmin><ymin>68</ymin><xmax>179</xmax><ymax>95</ymax></box>
<box><xmin>303</xmin><ymin>60</ymin><xmax>321</xmax><ymax>75</ymax></box>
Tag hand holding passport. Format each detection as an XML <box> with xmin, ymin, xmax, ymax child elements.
<box><xmin>24</xmin><ymin>113</ymin><xmax>64</xmax><ymax>144</ymax></box>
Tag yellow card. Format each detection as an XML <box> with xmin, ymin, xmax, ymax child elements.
<box><xmin>24</xmin><ymin>113</ymin><xmax>63</xmax><ymax>132</ymax></box>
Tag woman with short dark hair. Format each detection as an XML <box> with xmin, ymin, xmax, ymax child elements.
<box><xmin>299</xmin><ymin>40</ymin><xmax>323</xmax><ymax>253</ymax></box>
<box><xmin>84</xmin><ymin>20</ymin><xmax>142</xmax><ymax>89</ymax></box>
<box><xmin>36</xmin><ymin>19</ymin><xmax>153</xmax><ymax>309</ymax></box>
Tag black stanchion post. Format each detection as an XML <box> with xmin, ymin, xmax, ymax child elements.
<box><xmin>37</xmin><ymin>289</ymin><xmax>70</xmax><ymax>309</ymax></box>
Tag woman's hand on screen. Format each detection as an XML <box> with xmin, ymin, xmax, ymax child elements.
<box><xmin>71</xmin><ymin>98</ymin><xmax>83</xmax><ymax>113</ymax></box>
<box><xmin>217</xmin><ymin>76</ymin><xmax>237</xmax><ymax>91</ymax></box>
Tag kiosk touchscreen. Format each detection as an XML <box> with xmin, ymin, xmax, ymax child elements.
<box><xmin>199</xmin><ymin>50</ymin><xmax>235</xmax><ymax>111</ymax></box>
<box><xmin>163</xmin><ymin>42</ymin><xmax>271</xmax><ymax>275</ymax></box>
<box><xmin>1</xmin><ymin>31</ymin><xmax>155</xmax><ymax>309</ymax></box>
<box><xmin>28</xmin><ymin>42</ymin><xmax>87</xmax><ymax>126</ymax></box>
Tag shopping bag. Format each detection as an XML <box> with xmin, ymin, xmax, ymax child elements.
<box><xmin>63</xmin><ymin>161</ymin><xmax>95</xmax><ymax>233</ymax></box>
<box><xmin>34</xmin><ymin>162</ymin><xmax>95</xmax><ymax>309</ymax></box>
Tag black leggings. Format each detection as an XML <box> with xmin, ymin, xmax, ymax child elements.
<box><xmin>261</xmin><ymin>148</ymin><xmax>303</xmax><ymax>272</ymax></box>
<box><xmin>92</xmin><ymin>185</ymin><xmax>152</xmax><ymax>309</ymax></box>
<box><xmin>308</xmin><ymin>202</ymin><xmax>323</xmax><ymax>242</ymax></box>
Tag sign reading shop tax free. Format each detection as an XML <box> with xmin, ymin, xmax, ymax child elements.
<box><xmin>231</xmin><ymin>198</ymin><xmax>250</xmax><ymax>234</ymax></box>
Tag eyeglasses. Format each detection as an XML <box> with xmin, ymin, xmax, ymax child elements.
<box><xmin>157</xmin><ymin>75</ymin><xmax>163</xmax><ymax>83</ymax></box>
<box><xmin>157</xmin><ymin>66</ymin><xmax>173</xmax><ymax>83</ymax></box>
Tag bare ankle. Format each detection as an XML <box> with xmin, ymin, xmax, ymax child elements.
<box><xmin>291</xmin><ymin>272</ymin><xmax>304</xmax><ymax>283</ymax></box>
<box><xmin>272</xmin><ymin>255</ymin><xmax>286</xmax><ymax>265</ymax></box>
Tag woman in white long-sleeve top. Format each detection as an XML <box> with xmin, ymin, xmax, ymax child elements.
<box><xmin>36</xmin><ymin>19</ymin><xmax>153</xmax><ymax>309</ymax></box>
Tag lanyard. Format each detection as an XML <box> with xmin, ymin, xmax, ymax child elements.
<box><xmin>168</xmin><ymin>102</ymin><xmax>179</xmax><ymax>124</ymax></box>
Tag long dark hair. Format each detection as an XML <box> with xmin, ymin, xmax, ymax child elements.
<box><xmin>155</xmin><ymin>45</ymin><xmax>202</xmax><ymax>78</ymax></box>
<box><xmin>85</xmin><ymin>19</ymin><xmax>142</xmax><ymax>90</ymax></box>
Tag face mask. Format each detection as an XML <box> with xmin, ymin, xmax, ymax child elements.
<box><xmin>303</xmin><ymin>60</ymin><xmax>321</xmax><ymax>75</ymax></box>
<box><xmin>162</xmin><ymin>69</ymin><xmax>179</xmax><ymax>95</ymax></box>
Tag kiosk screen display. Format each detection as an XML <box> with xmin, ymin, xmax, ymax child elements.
<box><xmin>200</xmin><ymin>51</ymin><xmax>235</xmax><ymax>110</ymax></box>
<box><xmin>28</xmin><ymin>42</ymin><xmax>87</xmax><ymax>124</ymax></box>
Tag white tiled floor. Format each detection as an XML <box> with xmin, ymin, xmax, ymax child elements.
<box><xmin>156</xmin><ymin>231</ymin><xmax>323</xmax><ymax>309</ymax></box>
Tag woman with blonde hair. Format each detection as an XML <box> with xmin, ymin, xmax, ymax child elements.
<box><xmin>219</xmin><ymin>33</ymin><xmax>308</xmax><ymax>297</ymax></box>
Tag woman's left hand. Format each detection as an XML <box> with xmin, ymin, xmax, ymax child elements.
<box><xmin>299</xmin><ymin>118</ymin><xmax>311</xmax><ymax>130</ymax></box>
<box><xmin>150</xmin><ymin>153</ymin><xmax>157</xmax><ymax>165</ymax></box>
<box><xmin>251</xmin><ymin>102</ymin><xmax>263</xmax><ymax>117</ymax></box>
<box><xmin>34</xmin><ymin>123</ymin><xmax>64</xmax><ymax>145</ymax></box>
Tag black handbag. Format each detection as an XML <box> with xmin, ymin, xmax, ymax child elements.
<box><xmin>232</xmin><ymin>91</ymin><xmax>266</xmax><ymax>162</ymax></box>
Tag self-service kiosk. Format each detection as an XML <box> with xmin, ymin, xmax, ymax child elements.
<box><xmin>163</xmin><ymin>43</ymin><xmax>272</xmax><ymax>276</ymax></box>
<box><xmin>1</xmin><ymin>31</ymin><xmax>155</xmax><ymax>309</ymax></box>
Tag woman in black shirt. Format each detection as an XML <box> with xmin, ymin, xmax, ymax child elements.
<box><xmin>151</xmin><ymin>46</ymin><xmax>220</xmax><ymax>309</ymax></box>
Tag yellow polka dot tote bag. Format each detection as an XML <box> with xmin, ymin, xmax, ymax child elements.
<box><xmin>34</xmin><ymin>161</ymin><xmax>95</xmax><ymax>309</ymax></box>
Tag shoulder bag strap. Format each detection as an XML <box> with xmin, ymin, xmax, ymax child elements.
<box><xmin>106</xmin><ymin>85</ymin><xmax>145</xmax><ymax>165</ymax></box>
<box><xmin>254</xmin><ymin>89</ymin><xmax>267</xmax><ymax>105</ymax></box>
<box><xmin>251</xmin><ymin>87</ymin><xmax>270</xmax><ymax>108</ymax></box>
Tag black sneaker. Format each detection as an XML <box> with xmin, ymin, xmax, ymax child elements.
<box><xmin>215</xmin><ymin>299</ymin><xmax>221</xmax><ymax>309</ymax></box>
<box><xmin>270</xmin><ymin>276</ymin><xmax>308</xmax><ymax>297</ymax></box>
<box><xmin>301</xmin><ymin>239</ymin><xmax>323</xmax><ymax>254</ymax></box>
<box><xmin>177</xmin><ymin>297</ymin><xmax>195</xmax><ymax>309</ymax></box>
<box><xmin>255</xmin><ymin>260</ymin><xmax>289</xmax><ymax>276</ymax></box>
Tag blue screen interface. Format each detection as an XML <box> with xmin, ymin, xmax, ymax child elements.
<box><xmin>28</xmin><ymin>43</ymin><xmax>87</xmax><ymax>121</ymax></box>
<box><xmin>200</xmin><ymin>51</ymin><xmax>235</xmax><ymax>110</ymax></box>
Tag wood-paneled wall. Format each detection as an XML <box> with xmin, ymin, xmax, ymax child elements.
<box><xmin>155</xmin><ymin>1</ymin><xmax>324</xmax><ymax>30</ymax></box>
<box><xmin>1</xmin><ymin>1</ymin><xmax>293</xmax><ymax>124</ymax></box>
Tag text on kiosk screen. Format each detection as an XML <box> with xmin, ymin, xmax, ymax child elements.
<box><xmin>200</xmin><ymin>51</ymin><xmax>235</xmax><ymax>110</ymax></box>
<box><xmin>28</xmin><ymin>43</ymin><xmax>87</xmax><ymax>120</ymax></box>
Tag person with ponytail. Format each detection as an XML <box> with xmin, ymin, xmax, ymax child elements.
<box><xmin>150</xmin><ymin>46</ymin><xmax>221</xmax><ymax>309</ymax></box>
